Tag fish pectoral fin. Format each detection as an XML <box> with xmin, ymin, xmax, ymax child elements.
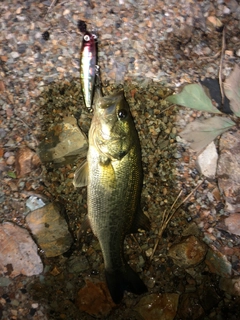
<box><xmin>77</xmin><ymin>217</ymin><xmax>92</xmax><ymax>241</ymax></box>
<box><xmin>100</xmin><ymin>161</ymin><xmax>116</xmax><ymax>189</ymax></box>
<box><xmin>129</xmin><ymin>205</ymin><xmax>151</xmax><ymax>233</ymax></box>
<box><xmin>73</xmin><ymin>160</ymin><xmax>88</xmax><ymax>187</ymax></box>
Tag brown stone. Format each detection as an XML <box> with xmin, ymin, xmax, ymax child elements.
<box><xmin>0</xmin><ymin>55</ymin><xmax>7</xmax><ymax>61</ymax></box>
<box><xmin>26</xmin><ymin>202</ymin><xmax>73</xmax><ymax>258</ymax></box>
<box><xmin>168</xmin><ymin>236</ymin><xmax>207</xmax><ymax>268</ymax></box>
<box><xmin>15</xmin><ymin>147</ymin><xmax>41</xmax><ymax>177</ymax></box>
<box><xmin>76</xmin><ymin>280</ymin><xmax>116</xmax><ymax>317</ymax></box>
<box><xmin>0</xmin><ymin>80</ymin><xmax>5</xmax><ymax>92</ymax></box>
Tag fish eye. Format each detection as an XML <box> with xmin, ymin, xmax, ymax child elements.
<box><xmin>84</xmin><ymin>34</ymin><xmax>90</xmax><ymax>41</ymax></box>
<box><xmin>118</xmin><ymin>109</ymin><xmax>128</xmax><ymax>119</ymax></box>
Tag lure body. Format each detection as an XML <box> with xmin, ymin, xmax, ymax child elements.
<box><xmin>80</xmin><ymin>31</ymin><xmax>97</xmax><ymax>112</ymax></box>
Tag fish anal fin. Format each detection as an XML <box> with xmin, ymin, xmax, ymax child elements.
<box><xmin>73</xmin><ymin>160</ymin><xmax>88</xmax><ymax>188</ymax></box>
<box><xmin>129</xmin><ymin>205</ymin><xmax>151</xmax><ymax>234</ymax></box>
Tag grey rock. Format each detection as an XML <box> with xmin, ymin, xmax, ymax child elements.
<box><xmin>196</xmin><ymin>141</ymin><xmax>218</xmax><ymax>179</ymax></box>
<box><xmin>205</xmin><ymin>247</ymin><xmax>232</xmax><ymax>277</ymax></box>
<box><xmin>0</xmin><ymin>277</ymin><xmax>12</xmax><ymax>287</ymax></box>
<box><xmin>38</xmin><ymin>116</ymin><xmax>88</xmax><ymax>163</ymax></box>
<box><xmin>26</xmin><ymin>203</ymin><xmax>73</xmax><ymax>257</ymax></box>
<box><xmin>67</xmin><ymin>256</ymin><xmax>89</xmax><ymax>273</ymax></box>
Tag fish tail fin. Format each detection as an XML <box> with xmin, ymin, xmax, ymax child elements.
<box><xmin>105</xmin><ymin>265</ymin><xmax>147</xmax><ymax>304</ymax></box>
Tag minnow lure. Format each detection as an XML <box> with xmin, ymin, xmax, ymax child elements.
<box><xmin>78</xmin><ymin>20</ymin><xmax>97</xmax><ymax>112</ymax></box>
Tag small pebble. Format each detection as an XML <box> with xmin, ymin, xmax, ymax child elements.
<box><xmin>236</xmin><ymin>48</ymin><xmax>240</xmax><ymax>57</ymax></box>
<box><xmin>10</xmin><ymin>52</ymin><xmax>19</xmax><ymax>59</ymax></box>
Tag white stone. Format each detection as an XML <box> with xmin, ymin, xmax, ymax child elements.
<box><xmin>10</xmin><ymin>52</ymin><xmax>19</xmax><ymax>59</ymax></box>
<box><xmin>196</xmin><ymin>142</ymin><xmax>218</xmax><ymax>179</ymax></box>
<box><xmin>236</xmin><ymin>48</ymin><xmax>240</xmax><ymax>57</ymax></box>
<box><xmin>223</xmin><ymin>6</ymin><xmax>231</xmax><ymax>14</ymax></box>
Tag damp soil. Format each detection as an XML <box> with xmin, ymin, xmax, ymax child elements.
<box><xmin>9</xmin><ymin>80</ymin><xmax>237</xmax><ymax>320</ymax></box>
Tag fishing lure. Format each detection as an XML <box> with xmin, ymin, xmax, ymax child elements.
<box><xmin>78</xmin><ymin>20</ymin><xmax>97</xmax><ymax>112</ymax></box>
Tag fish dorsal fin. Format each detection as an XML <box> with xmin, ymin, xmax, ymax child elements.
<box><xmin>73</xmin><ymin>160</ymin><xmax>88</xmax><ymax>187</ymax></box>
<box><xmin>129</xmin><ymin>204</ymin><xmax>151</xmax><ymax>233</ymax></box>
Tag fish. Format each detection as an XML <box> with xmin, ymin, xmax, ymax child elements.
<box><xmin>73</xmin><ymin>91</ymin><xmax>150</xmax><ymax>304</ymax></box>
<box><xmin>80</xmin><ymin>29</ymin><xmax>97</xmax><ymax>112</ymax></box>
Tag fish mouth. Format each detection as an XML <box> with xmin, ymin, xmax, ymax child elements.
<box><xmin>97</xmin><ymin>91</ymin><xmax>124</xmax><ymax>110</ymax></box>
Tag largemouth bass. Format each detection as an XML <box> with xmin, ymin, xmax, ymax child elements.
<box><xmin>74</xmin><ymin>91</ymin><xmax>150</xmax><ymax>303</ymax></box>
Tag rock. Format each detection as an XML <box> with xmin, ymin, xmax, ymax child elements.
<box><xmin>198</xmin><ymin>284</ymin><xmax>221</xmax><ymax>312</ymax></box>
<box><xmin>15</xmin><ymin>147</ymin><xmax>41</xmax><ymax>177</ymax></box>
<box><xmin>10</xmin><ymin>51</ymin><xmax>20</xmax><ymax>59</ymax></box>
<box><xmin>224</xmin><ymin>213</ymin><xmax>240</xmax><ymax>236</ymax></box>
<box><xmin>6</xmin><ymin>155</ymin><xmax>15</xmax><ymax>165</ymax></box>
<box><xmin>0</xmin><ymin>80</ymin><xmax>5</xmax><ymax>93</ymax></box>
<box><xmin>134</xmin><ymin>293</ymin><xmax>179</xmax><ymax>320</ymax></box>
<box><xmin>219</xmin><ymin>277</ymin><xmax>240</xmax><ymax>296</ymax></box>
<box><xmin>0</xmin><ymin>222</ymin><xmax>43</xmax><ymax>277</ymax></box>
<box><xmin>182</xmin><ymin>222</ymin><xmax>200</xmax><ymax>237</ymax></box>
<box><xmin>217</xmin><ymin>130</ymin><xmax>240</xmax><ymax>213</ymax></box>
<box><xmin>207</xmin><ymin>16</ymin><xmax>223</xmax><ymax>28</ymax></box>
<box><xmin>76</xmin><ymin>280</ymin><xmax>116</xmax><ymax>317</ymax></box>
<box><xmin>205</xmin><ymin>247</ymin><xmax>232</xmax><ymax>277</ymax></box>
<box><xmin>168</xmin><ymin>236</ymin><xmax>207</xmax><ymax>268</ymax></box>
<box><xmin>178</xmin><ymin>293</ymin><xmax>204</xmax><ymax>320</ymax></box>
<box><xmin>26</xmin><ymin>195</ymin><xmax>48</xmax><ymax>212</ymax></box>
<box><xmin>26</xmin><ymin>202</ymin><xmax>73</xmax><ymax>257</ymax></box>
<box><xmin>67</xmin><ymin>256</ymin><xmax>89</xmax><ymax>273</ymax></box>
<box><xmin>236</xmin><ymin>48</ymin><xmax>240</xmax><ymax>57</ymax></box>
<box><xmin>38</xmin><ymin>116</ymin><xmax>88</xmax><ymax>163</ymax></box>
<box><xmin>196</xmin><ymin>141</ymin><xmax>218</xmax><ymax>179</ymax></box>
<box><xmin>0</xmin><ymin>277</ymin><xmax>12</xmax><ymax>286</ymax></box>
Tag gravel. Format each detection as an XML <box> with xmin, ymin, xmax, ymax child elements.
<box><xmin>1</xmin><ymin>0</ymin><xmax>240</xmax><ymax>319</ymax></box>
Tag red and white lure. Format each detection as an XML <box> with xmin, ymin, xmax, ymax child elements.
<box><xmin>78</xmin><ymin>21</ymin><xmax>98</xmax><ymax>112</ymax></box>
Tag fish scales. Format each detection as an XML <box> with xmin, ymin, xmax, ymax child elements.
<box><xmin>88</xmin><ymin>147</ymin><xmax>141</xmax><ymax>270</ymax></box>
